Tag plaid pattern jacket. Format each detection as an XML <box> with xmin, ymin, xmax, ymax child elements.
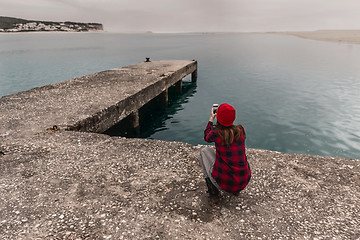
<box><xmin>204</xmin><ymin>121</ymin><xmax>251</xmax><ymax>194</ymax></box>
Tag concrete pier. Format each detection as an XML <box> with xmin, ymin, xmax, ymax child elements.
<box><xmin>0</xmin><ymin>60</ymin><xmax>359</xmax><ymax>239</ymax></box>
<box><xmin>0</xmin><ymin>60</ymin><xmax>197</xmax><ymax>139</ymax></box>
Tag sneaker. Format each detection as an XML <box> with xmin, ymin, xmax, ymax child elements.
<box><xmin>205</xmin><ymin>178</ymin><xmax>219</xmax><ymax>196</ymax></box>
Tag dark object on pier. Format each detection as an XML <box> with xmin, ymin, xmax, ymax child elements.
<box><xmin>46</xmin><ymin>125</ymin><xmax>60</xmax><ymax>133</ymax></box>
<box><xmin>145</xmin><ymin>58</ymin><xmax>151</xmax><ymax>62</ymax></box>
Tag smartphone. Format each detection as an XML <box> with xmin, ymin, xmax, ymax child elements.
<box><xmin>212</xmin><ymin>104</ymin><xmax>219</xmax><ymax>114</ymax></box>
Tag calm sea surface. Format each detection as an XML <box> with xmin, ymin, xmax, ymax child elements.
<box><xmin>1</xmin><ymin>32</ymin><xmax>359</xmax><ymax>159</ymax></box>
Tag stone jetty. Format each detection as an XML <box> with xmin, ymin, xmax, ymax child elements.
<box><xmin>0</xmin><ymin>60</ymin><xmax>359</xmax><ymax>239</ymax></box>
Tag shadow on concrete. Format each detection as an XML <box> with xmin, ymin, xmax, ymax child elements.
<box><xmin>104</xmin><ymin>81</ymin><xmax>197</xmax><ymax>138</ymax></box>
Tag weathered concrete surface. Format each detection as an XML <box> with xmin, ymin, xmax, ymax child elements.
<box><xmin>0</xmin><ymin>60</ymin><xmax>197</xmax><ymax>139</ymax></box>
<box><xmin>1</xmin><ymin>130</ymin><xmax>359</xmax><ymax>239</ymax></box>
<box><xmin>1</xmin><ymin>60</ymin><xmax>359</xmax><ymax>239</ymax></box>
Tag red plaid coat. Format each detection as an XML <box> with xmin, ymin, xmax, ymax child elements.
<box><xmin>204</xmin><ymin>121</ymin><xmax>251</xmax><ymax>194</ymax></box>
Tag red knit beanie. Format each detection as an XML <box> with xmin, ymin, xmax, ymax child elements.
<box><xmin>217</xmin><ymin>104</ymin><xmax>236</xmax><ymax>126</ymax></box>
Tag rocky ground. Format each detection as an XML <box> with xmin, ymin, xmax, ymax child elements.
<box><xmin>1</xmin><ymin>130</ymin><xmax>359</xmax><ymax>239</ymax></box>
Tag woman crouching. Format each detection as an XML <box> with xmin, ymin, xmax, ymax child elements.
<box><xmin>199</xmin><ymin>103</ymin><xmax>251</xmax><ymax>196</ymax></box>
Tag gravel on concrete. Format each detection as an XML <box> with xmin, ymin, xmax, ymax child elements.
<box><xmin>0</xmin><ymin>60</ymin><xmax>359</xmax><ymax>239</ymax></box>
<box><xmin>1</xmin><ymin>130</ymin><xmax>359</xmax><ymax>239</ymax></box>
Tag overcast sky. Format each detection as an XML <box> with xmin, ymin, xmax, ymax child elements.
<box><xmin>1</xmin><ymin>0</ymin><xmax>360</xmax><ymax>32</ymax></box>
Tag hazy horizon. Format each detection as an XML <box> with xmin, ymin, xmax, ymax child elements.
<box><xmin>1</xmin><ymin>0</ymin><xmax>360</xmax><ymax>33</ymax></box>
<box><xmin>2</xmin><ymin>15</ymin><xmax>359</xmax><ymax>34</ymax></box>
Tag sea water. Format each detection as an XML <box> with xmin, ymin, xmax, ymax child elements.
<box><xmin>1</xmin><ymin>32</ymin><xmax>359</xmax><ymax>159</ymax></box>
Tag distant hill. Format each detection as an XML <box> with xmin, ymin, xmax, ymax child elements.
<box><xmin>0</xmin><ymin>16</ymin><xmax>28</xmax><ymax>29</ymax></box>
<box><xmin>0</xmin><ymin>16</ymin><xmax>103</xmax><ymax>32</ymax></box>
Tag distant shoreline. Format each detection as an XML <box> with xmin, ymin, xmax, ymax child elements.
<box><xmin>0</xmin><ymin>16</ymin><xmax>103</xmax><ymax>33</ymax></box>
<box><xmin>0</xmin><ymin>30</ymin><xmax>104</xmax><ymax>34</ymax></box>
<box><xmin>2</xmin><ymin>29</ymin><xmax>360</xmax><ymax>45</ymax></box>
<box><xmin>277</xmin><ymin>30</ymin><xmax>360</xmax><ymax>45</ymax></box>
